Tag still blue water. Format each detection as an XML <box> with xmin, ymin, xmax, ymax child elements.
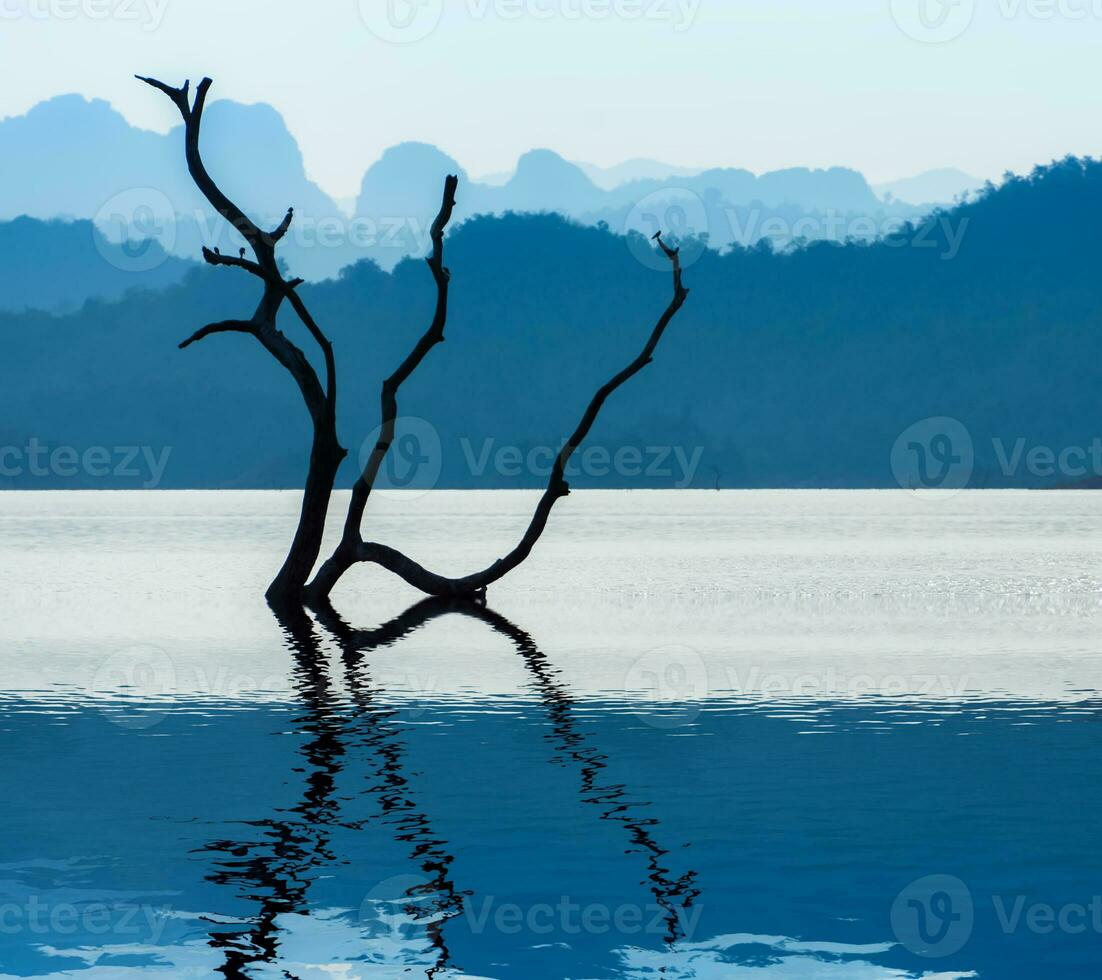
<box><xmin>1</xmin><ymin>491</ymin><xmax>1100</xmax><ymax>978</ymax></box>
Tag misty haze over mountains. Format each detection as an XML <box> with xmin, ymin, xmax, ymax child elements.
<box><xmin>873</xmin><ymin>169</ymin><xmax>987</xmax><ymax>207</ymax></box>
<box><xmin>0</xmin><ymin>93</ymin><xmax>985</xmax><ymax>307</ymax></box>
<box><xmin>479</xmin><ymin>159</ymin><xmax>707</xmax><ymax>189</ymax></box>
<box><xmin>0</xmin><ymin>155</ymin><xmax>1097</xmax><ymax>491</ymax></box>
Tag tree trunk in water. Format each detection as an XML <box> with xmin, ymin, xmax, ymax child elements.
<box><xmin>265</xmin><ymin>428</ymin><xmax>345</xmax><ymax>607</ymax></box>
<box><xmin>307</xmin><ymin>230</ymin><xmax>689</xmax><ymax>605</ymax></box>
<box><xmin>139</xmin><ymin>76</ymin><xmax>695</xmax><ymax>609</ymax></box>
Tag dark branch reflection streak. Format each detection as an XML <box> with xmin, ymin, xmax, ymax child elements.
<box><xmin>317</xmin><ymin>597</ymin><xmax>702</xmax><ymax>947</ymax></box>
<box><xmin>199</xmin><ymin>597</ymin><xmax>701</xmax><ymax>978</ymax></box>
<box><xmin>199</xmin><ymin>603</ymin><xmax>355</xmax><ymax>979</ymax></box>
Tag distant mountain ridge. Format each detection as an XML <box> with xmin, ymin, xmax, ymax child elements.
<box><xmin>0</xmin><ymin>217</ymin><xmax>193</xmax><ymax>314</ymax></box>
<box><xmin>575</xmin><ymin>158</ymin><xmax>705</xmax><ymax>189</ymax></box>
<box><xmin>874</xmin><ymin>168</ymin><xmax>987</xmax><ymax>206</ymax></box>
<box><xmin>0</xmin><ymin>94</ymin><xmax>349</xmax><ymax>281</ymax></box>
<box><xmin>2</xmin><ymin>94</ymin><xmax>934</xmax><ymax>281</ymax></box>
<box><xmin>0</xmin><ymin>95</ymin><xmax>337</xmax><ymax>223</ymax></box>
<box><xmin>0</xmin><ymin>156</ymin><xmax>1098</xmax><ymax>490</ymax></box>
<box><xmin>352</xmin><ymin>143</ymin><xmax>920</xmax><ymax>272</ymax></box>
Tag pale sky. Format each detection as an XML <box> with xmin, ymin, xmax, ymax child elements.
<box><xmin>0</xmin><ymin>0</ymin><xmax>1098</xmax><ymax>198</ymax></box>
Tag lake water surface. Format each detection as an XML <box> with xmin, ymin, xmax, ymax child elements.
<box><xmin>1</xmin><ymin>490</ymin><xmax>1100</xmax><ymax>978</ymax></box>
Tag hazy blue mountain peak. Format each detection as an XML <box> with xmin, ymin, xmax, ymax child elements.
<box><xmin>0</xmin><ymin>94</ymin><xmax>144</xmax><ymax>153</ymax></box>
<box><xmin>362</xmin><ymin>142</ymin><xmax>467</xmax><ymax>183</ymax></box>
<box><xmin>8</xmin><ymin>93</ymin><xmax>123</xmax><ymax>125</ymax></box>
<box><xmin>504</xmin><ymin>149</ymin><xmax>601</xmax><ymax>211</ymax></box>
<box><xmin>874</xmin><ymin>168</ymin><xmax>987</xmax><ymax>206</ymax></box>
<box><xmin>575</xmin><ymin>157</ymin><xmax>705</xmax><ymax>189</ymax></box>
<box><xmin>356</xmin><ymin>142</ymin><xmax>468</xmax><ymax>215</ymax></box>
<box><xmin>514</xmin><ymin>148</ymin><xmax>592</xmax><ymax>180</ymax></box>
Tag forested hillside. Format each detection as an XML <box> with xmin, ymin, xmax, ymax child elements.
<box><xmin>1</xmin><ymin>157</ymin><xmax>1097</xmax><ymax>490</ymax></box>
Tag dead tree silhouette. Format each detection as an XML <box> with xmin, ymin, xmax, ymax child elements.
<box><xmin>139</xmin><ymin>75</ymin><xmax>691</xmax><ymax>609</ymax></box>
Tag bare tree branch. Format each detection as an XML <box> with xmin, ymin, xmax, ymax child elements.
<box><xmin>307</xmin><ymin>231</ymin><xmax>690</xmax><ymax>603</ymax></box>
<box><xmin>141</xmin><ymin>74</ymin><xmax>347</xmax><ymax>605</ymax></box>
<box><xmin>141</xmin><ymin>74</ymin><xmax>337</xmax><ymax>412</ymax></box>
<box><xmin>179</xmin><ymin>313</ymin><xmax>325</xmax><ymax>423</ymax></box>
<box><xmin>271</xmin><ymin>207</ymin><xmax>295</xmax><ymax>243</ymax></box>
<box><xmin>342</xmin><ymin>174</ymin><xmax>458</xmax><ymax>539</ymax></box>
<box><xmin>134</xmin><ymin>75</ymin><xmax>191</xmax><ymax>117</ymax></box>
<box><xmin>138</xmin><ymin>75</ymin><xmax>270</xmax><ymax>262</ymax></box>
<box><xmin>201</xmin><ymin>245</ymin><xmax>307</xmax><ymax>299</ymax></box>
<box><xmin>144</xmin><ymin>78</ymin><xmax>696</xmax><ymax>609</ymax></box>
<box><xmin>178</xmin><ymin>319</ymin><xmax>257</xmax><ymax>350</ymax></box>
<box><xmin>255</xmin><ymin>326</ymin><xmax>329</xmax><ymax>426</ymax></box>
<box><xmin>201</xmin><ymin>246</ymin><xmax>268</xmax><ymax>280</ymax></box>
<box><xmin>303</xmin><ymin>177</ymin><xmax>458</xmax><ymax>601</ymax></box>
<box><xmin>284</xmin><ymin>288</ymin><xmax>339</xmax><ymax>419</ymax></box>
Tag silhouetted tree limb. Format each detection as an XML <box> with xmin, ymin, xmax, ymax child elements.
<box><xmin>302</xmin><ymin>177</ymin><xmax>458</xmax><ymax>603</ymax></box>
<box><xmin>199</xmin><ymin>244</ymin><xmax>337</xmax><ymax>420</ymax></box>
<box><xmin>200</xmin><ymin>246</ymin><xmax>267</xmax><ymax>279</ymax></box>
<box><xmin>143</xmin><ymin>75</ymin><xmax>694</xmax><ymax>607</ymax></box>
<box><xmin>140</xmin><ymin>74</ymin><xmax>346</xmax><ymax>604</ymax></box>
<box><xmin>136</xmin><ymin>76</ymin><xmax>268</xmax><ymax>263</ymax></box>
<box><xmin>306</xmin><ymin>233</ymin><xmax>689</xmax><ymax>602</ymax></box>
<box><xmin>284</xmin><ymin>288</ymin><xmax>339</xmax><ymax>417</ymax></box>
<box><xmin>178</xmin><ymin>319</ymin><xmax>257</xmax><ymax>350</ymax></box>
<box><xmin>271</xmin><ymin>207</ymin><xmax>295</xmax><ymax>243</ymax></box>
<box><xmin>342</xmin><ymin>174</ymin><xmax>457</xmax><ymax>541</ymax></box>
<box><xmin>139</xmin><ymin>75</ymin><xmax>337</xmax><ymax>410</ymax></box>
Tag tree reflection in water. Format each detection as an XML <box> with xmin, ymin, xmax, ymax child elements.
<box><xmin>198</xmin><ymin>597</ymin><xmax>701</xmax><ymax>977</ymax></box>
